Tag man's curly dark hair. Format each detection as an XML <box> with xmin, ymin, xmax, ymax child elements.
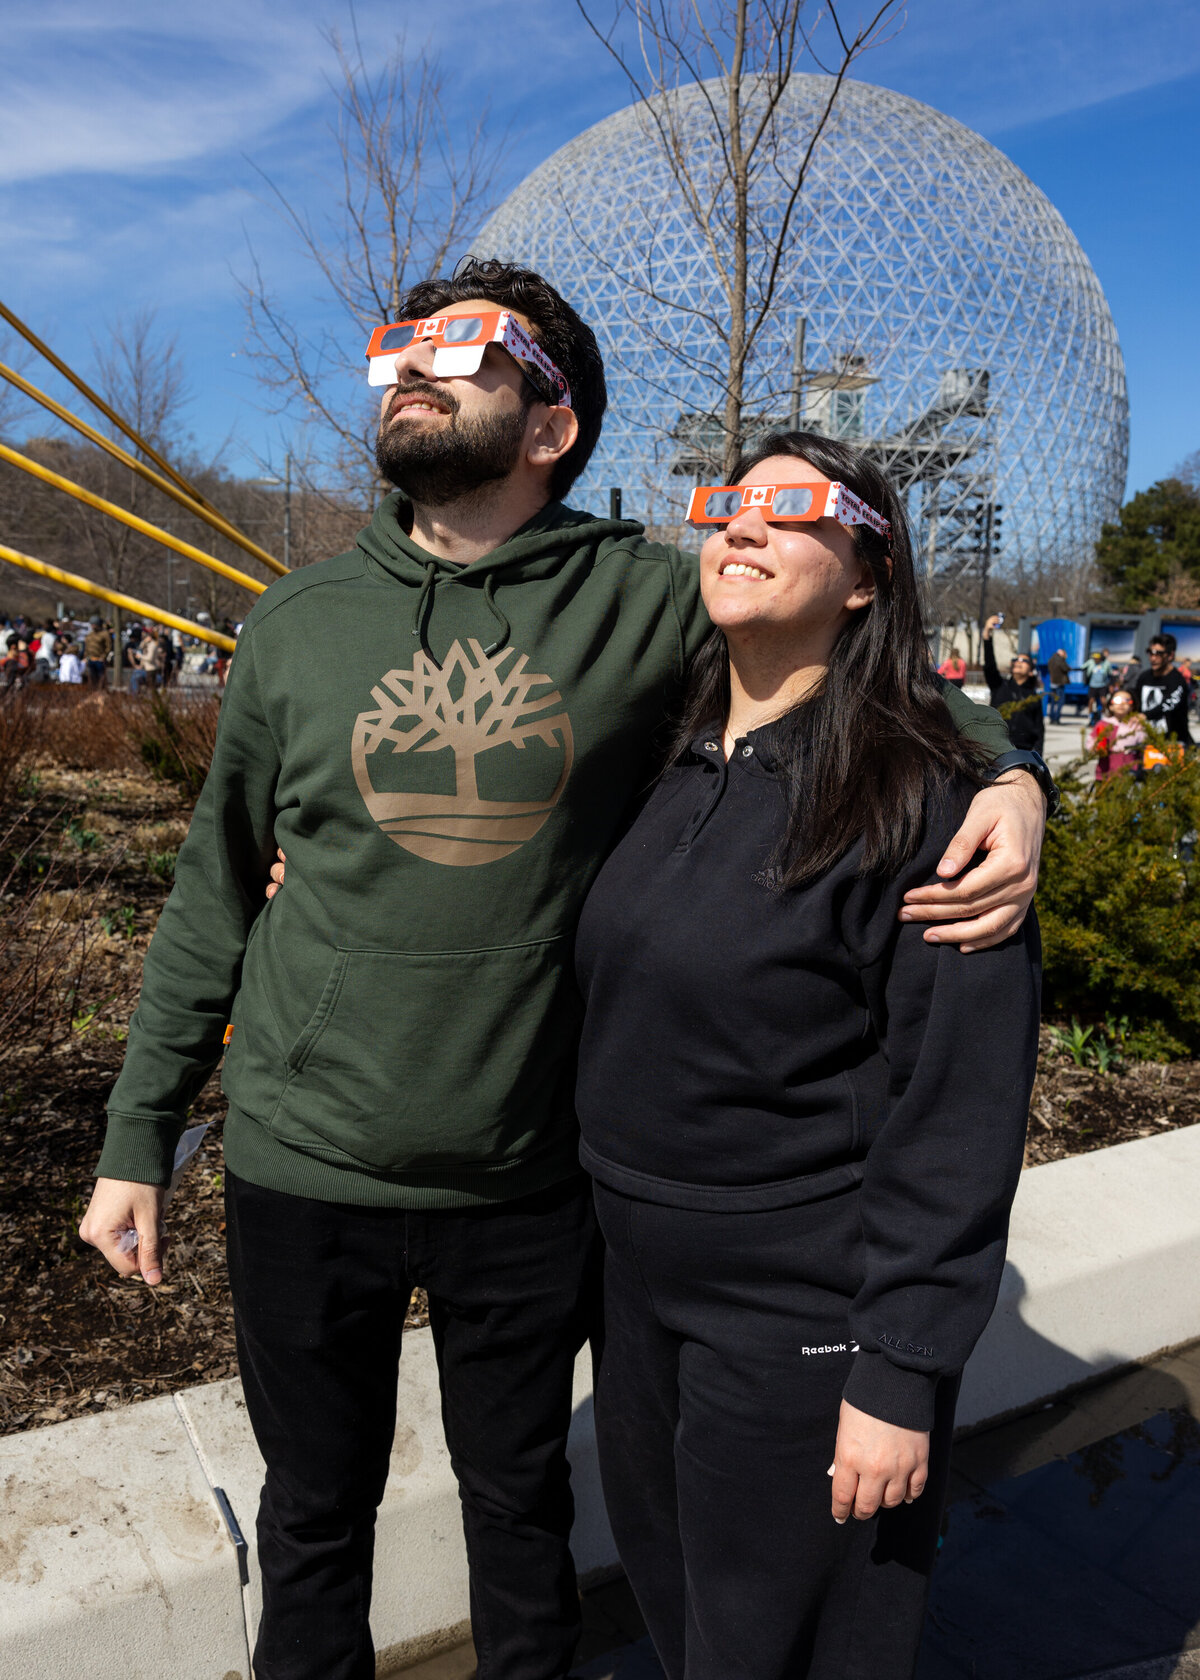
<box><xmin>398</xmin><ymin>257</ymin><xmax>607</xmax><ymax>503</ymax></box>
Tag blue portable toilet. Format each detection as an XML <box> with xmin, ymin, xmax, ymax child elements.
<box><xmin>1029</xmin><ymin>617</ymin><xmax>1089</xmax><ymax>714</ymax></box>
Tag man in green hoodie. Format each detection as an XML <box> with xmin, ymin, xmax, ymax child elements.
<box><xmin>82</xmin><ymin>260</ymin><xmax>1048</xmax><ymax>1680</ymax></box>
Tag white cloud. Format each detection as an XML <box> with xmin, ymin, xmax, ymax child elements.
<box><xmin>0</xmin><ymin>0</ymin><xmax>413</xmax><ymax>182</ymax></box>
<box><xmin>870</xmin><ymin>0</ymin><xmax>1200</xmax><ymax>136</ymax></box>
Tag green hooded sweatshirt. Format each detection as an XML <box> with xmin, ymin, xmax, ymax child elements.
<box><xmin>98</xmin><ymin>495</ymin><xmax>1011</xmax><ymax>1208</ymax></box>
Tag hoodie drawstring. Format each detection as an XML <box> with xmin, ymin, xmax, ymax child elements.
<box><xmin>410</xmin><ymin>562</ymin><xmax>511</xmax><ymax>666</ymax></box>
<box><xmin>480</xmin><ymin>574</ymin><xmax>511</xmax><ymax>658</ymax></box>
<box><xmin>411</xmin><ymin>562</ymin><xmax>440</xmax><ymax>667</ymax></box>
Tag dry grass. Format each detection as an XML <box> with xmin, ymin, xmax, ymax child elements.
<box><xmin>7</xmin><ymin>686</ymin><xmax>141</xmax><ymax>771</ymax></box>
<box><xmin>0</xmin><ymin>686</ymin><xmax>222</xmax><ymax>788</ymax></box>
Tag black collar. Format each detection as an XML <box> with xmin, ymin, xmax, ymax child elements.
<box><xmin>686</xmin><ymin>723</ymin><xmax>781</xmax><ymax>774</ymax></box>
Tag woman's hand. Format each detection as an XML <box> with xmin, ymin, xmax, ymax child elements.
<box><xmin>266</xmin><ymin>848</ymin><xmax>286</xmax><ymax>900</ymax></box>
<box><xmin>829</xmin><ymin>1399</ymin><xmax>928</xmax><ymax>1523</ymax></box>
<box><xmin>899</xmin><ymin>773</ymin><xmax>1044</xmax><ymax>951</ymax></box>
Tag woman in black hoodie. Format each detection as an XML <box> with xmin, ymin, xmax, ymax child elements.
<box><xmin>574</xmin><ymin>433</ymin><xmax>1040</xmax><ymax>1680</ymax></box>
<box><xmin>982</xmin><ymin>614</ymin><xmax>1045</xmax><ymax>751</ymax></box>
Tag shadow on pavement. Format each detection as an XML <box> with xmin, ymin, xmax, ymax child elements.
<box><xmin>567</xmin><ymin>1341</ymin><xmax>1200</xmax><ymax>1680</ymax></box>
<box><xmin>919</xmin><ymin>1341</ymin><xmax>1200</xmax><ymax>1680</ymax></box>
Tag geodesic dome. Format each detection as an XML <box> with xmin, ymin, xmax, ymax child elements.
<box><xmin>480</xmin><ymin>76</ymin><xmax>1128</xmax><ymax>582</ymax></box>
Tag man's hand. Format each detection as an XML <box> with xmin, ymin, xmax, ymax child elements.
<box><xmin>982</xmin><ymin>615</ymin><xmax>1000</xmax><ymax>641</ymax></box>
<box><xmin>900</xmin><ymin>772</ymin><xmax>1044</xmax><ymax>952</ymax></box>
<box><xmin>829</xmin><ymin>1399</ymin><xmax>929</xmax><ymax>1523</ymax></box>
<box><xmin>79</xmin><ymin>1179</ymin><xmax>167</xmax><ymax>1286</ymax></box>
<box><xmin>266</xmin><ymin>848</ymin><xmax>286</xmax><ymax>900</ymax></box>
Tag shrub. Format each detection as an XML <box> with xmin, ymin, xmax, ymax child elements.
<box><xmin>19</xmin><ymin>687</ymin><xmax>142</xmax><ymax>772</ymax></box>
<box><xmin>1037</xmin><ymin>750</ymin><xmax>1200</xmax><ymax>1058</ymax></box>
<box><xmin>145</xmin><ymin>848</ymin><xmax>178</xmax><ymax>883</ymax></box>
<box><xmin>128</xmin><ymin>694</ymin><xmax>219</xmax><ymax>797</ymax></box>
<box><xmin>0</xmin><ymin>689</ymin><xmax>220</xmax><ymax>791</ymax></box>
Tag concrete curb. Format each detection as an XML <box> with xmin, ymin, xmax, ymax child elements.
<box><xmin>172</xmin><ymin>1328</ymin><xmax>615</xmax><ymax>1674</ymax></box>
<box><xmin>958</xmin><ymin>1123</ymin><xmax>1200</xmax><ymax>1429</ymax></box>
<box><xmin>2</xmin><ymin>1124</ymin><xmax>1198</xmax><ymax>1676</ymax></box>
<box><xmin>0</xmin><ymin>1395</ymin><xmax>251</xmax><ymax>1680</ymax></box>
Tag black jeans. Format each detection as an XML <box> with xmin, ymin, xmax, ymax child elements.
<box><xmin>592</xmin><ymin>1183</ymin><xmax>959</xmax><ymax>1680</ymax></box>
<box><xmin>225</xmin><ymin>1170</ymin><xmax>603</xmax><ymax>1680</ymax></box>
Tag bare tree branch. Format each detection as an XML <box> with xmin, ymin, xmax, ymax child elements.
<box><xmin>572</xmin><ymin>0</ymin><xmax>902</xmax><ymax>477</ymax></box>
<box><xmin>238</xmin><ymin>28</ymin><xmax>507</xmax><ymax>504</ymax></box>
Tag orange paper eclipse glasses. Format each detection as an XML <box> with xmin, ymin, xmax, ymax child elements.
<box><xmin>686</xmin><ymin>480</ymin><xmax>891</xmax><ymax>541</ymax></box>
<box><xmin>365</xmin><ymin>311</ymin><xmax>571</xmax><ymax>408</ymax></box>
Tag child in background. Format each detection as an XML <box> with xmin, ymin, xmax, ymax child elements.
<box><xmin>1091</xmin><ymin>688</ymin><xmax>1146</xmax><ymax>780</ymax></box>
<box><xmin>56</xmin><ymin>644</ymin><xmax>84</xmax><ymax>684</ymax></box>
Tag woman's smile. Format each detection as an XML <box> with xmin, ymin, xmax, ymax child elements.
<box><xmin>718</xmin><ymin>559</ymin><xmax>773</xmax><ymax>580</ymax></box>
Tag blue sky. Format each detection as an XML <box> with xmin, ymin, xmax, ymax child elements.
<box><xmin>2</xmin><ymin>0</ymin><xmax>1197</xmax><ymax>499</ymax></box>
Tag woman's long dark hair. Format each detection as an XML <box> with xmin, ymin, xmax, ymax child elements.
<box><xmin>668</xmin><ymin>430</ymin><xmax>987</xmax><ymax>886</ymax></box>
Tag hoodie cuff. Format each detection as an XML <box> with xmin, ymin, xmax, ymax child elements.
<box><xmin>842</xmin><ymin>1348</ymin><xmax>941</xmax><ymax>1432</ymax></box>
<box><xmin>96</xmin><ymin>1113</ymin><xmax>182</xmax><ymax>1187</ymax></box>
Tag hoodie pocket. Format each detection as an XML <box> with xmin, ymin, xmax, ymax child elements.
<box><xmin>267</xmin><ymin>936</ymin><xmax>579</xmax><ymax>1173</ymax></box>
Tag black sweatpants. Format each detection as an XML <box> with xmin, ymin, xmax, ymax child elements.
<box><xmin>592</xmin><ymin>1183</ymin><xmax>960</xmax><ymax>1680</ymax></box>
<box><xmin>225</xmin><ymin>1170</ymin><xmax>603</xmax><ymax>1680</ymax></box>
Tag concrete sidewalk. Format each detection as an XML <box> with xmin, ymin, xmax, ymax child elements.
<box><xmin>1043</xmin><ymin>715</ymin><xmax>1093</xmax><ymax>775</ymax></box>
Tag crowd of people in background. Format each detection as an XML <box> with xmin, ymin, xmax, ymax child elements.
<box><xmin>973</xmin><ymin>620</ymin><xmax>1195</xmax><ymax>780</ymax></box>
<box><xmin>0</xmin><ymin>611</ymin><xmax>240</xmax><ymax>695</ymax></box>
<box><xmin>944</xmin><ymin>620</ymin><xmax>1197</xmax><ymax>783</ymax></box>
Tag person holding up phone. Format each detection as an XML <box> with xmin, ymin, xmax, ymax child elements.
<box><xmin>983</xmin><ymin>614</ymin><xmax>1044</xmax><ymax>752</ymax></box>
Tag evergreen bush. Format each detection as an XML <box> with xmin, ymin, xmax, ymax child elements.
<box><xmin>1037</xmin><ymin>748</ymin><xmax>1200</xmax><ymax>1059</ymax></box>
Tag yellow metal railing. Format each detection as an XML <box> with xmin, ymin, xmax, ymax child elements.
<box><xmin>0</xmin><ymin>359</ymin><xmax>287</xmax><ymax>577</ymax></box>
<box><xmin>0</xmin><ymin>543</ymin><xmax>237</xmax><ymax>653</ymax></box>
<box><xmin>0</xmin><ymin>442</ymin><xmax>267</xmax><ymax>598</ymax></box>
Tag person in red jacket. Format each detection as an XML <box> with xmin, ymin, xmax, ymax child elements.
<box><xmin>937</xmin><ymin>647</ymin><xmax>967</xmax><ymax>687</ymax></box>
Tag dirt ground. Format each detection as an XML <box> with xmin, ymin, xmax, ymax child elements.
<box><xmin>0</xmin><ymin>759</ymin><xmax>1196</xmax><ymax>1436</ymax></box>
<box><xmin>1024</xmin><ymin>1043</ymin><xmax>1200</xmax><ymax>1166</ymax></box>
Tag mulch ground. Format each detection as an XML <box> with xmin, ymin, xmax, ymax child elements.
<box><xmin>0</xmin><ymin>761</ymin><xmax>1195</xmax><ymax>1436</ymax></box>
<box><xmin>1025</xmin><ymin>1043</ymin><xmax>1200</xmax><ymax>1166</ymax></box>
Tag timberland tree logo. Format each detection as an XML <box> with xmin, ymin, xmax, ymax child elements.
<box><xmin>351</xmin><ymin>637</ymin><xmax>574</xmax><ymax>866</ymax></box>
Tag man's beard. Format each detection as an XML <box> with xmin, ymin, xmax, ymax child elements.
<box><xmin>375</xmin><ymin>383</ymin><xmax>529</xmax><ymax>506</ymax></box>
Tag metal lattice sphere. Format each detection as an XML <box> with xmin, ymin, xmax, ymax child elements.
<box><xmin>481</xmin><ymin>76</ymin><xmax>1128</xmax><ymax>582</ymax></box>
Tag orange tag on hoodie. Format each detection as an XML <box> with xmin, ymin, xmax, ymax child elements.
<box><xmin>222</xmin><ymin>1024</ymin><xmax>235</xmax><ymax>1045</ymax></box>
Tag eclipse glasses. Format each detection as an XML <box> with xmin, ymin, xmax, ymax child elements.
<box><xmin>365</xmin><ymin>311</ymin><xmax>572</xmax><ymax>409</ymax></box>
<box><xmin>686</xmin><ymin>479</ymin><xmax>891</xmax><ymax>540</ymax></box>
